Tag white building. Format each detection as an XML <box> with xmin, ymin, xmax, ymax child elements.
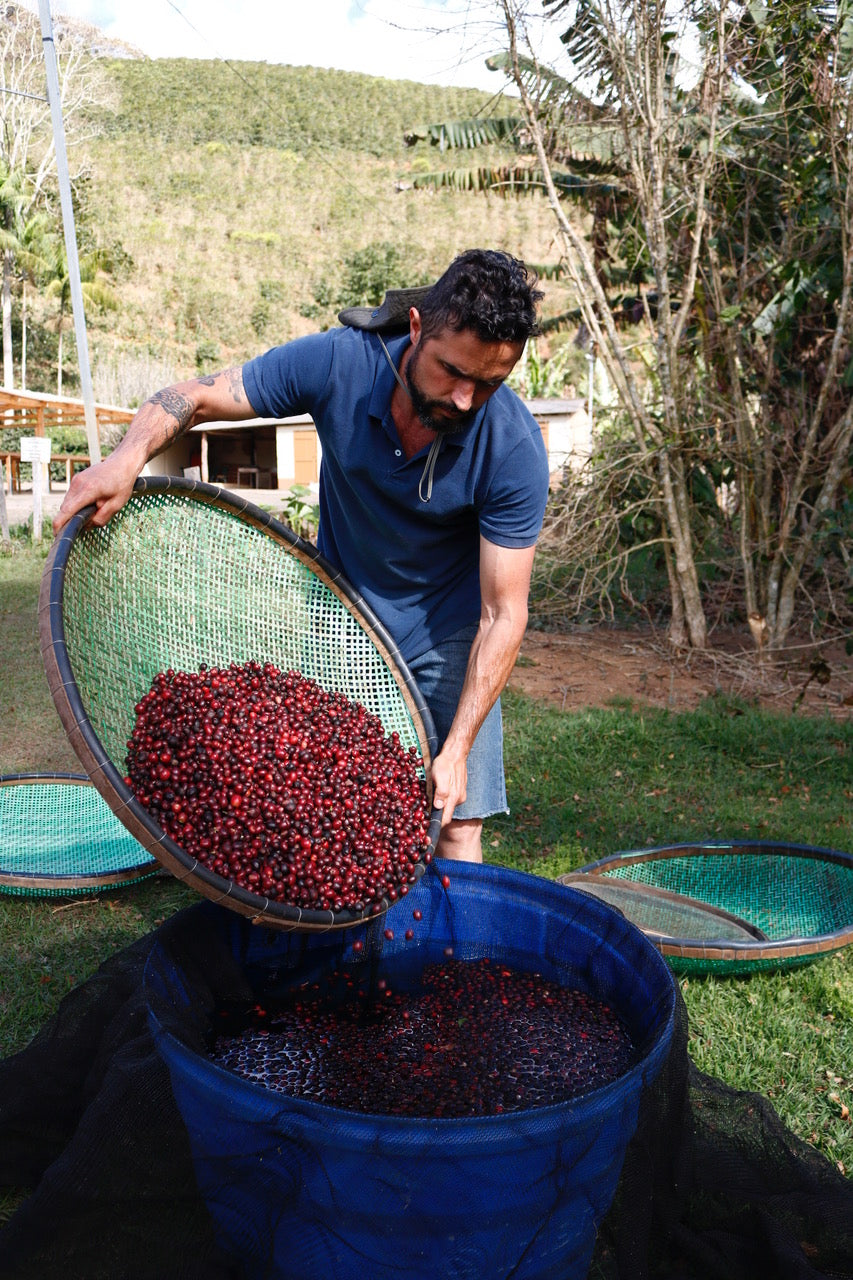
<box><xmin>143</xmin><ymin>400</ymin><xmax>591</xmax><ymax>492</ymax></box>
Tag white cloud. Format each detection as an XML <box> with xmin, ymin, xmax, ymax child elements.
<box><xmin>25</xmin><ymin>0</ymin><xmax>567</xmax><ymax>92</ymax></box>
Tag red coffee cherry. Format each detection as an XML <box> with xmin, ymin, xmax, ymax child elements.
<box><xmin>126</xmin><ymin>661</ymin><xmax>430</xmax><ymax>916</ymax></box>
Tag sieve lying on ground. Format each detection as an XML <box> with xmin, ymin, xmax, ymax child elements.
<box><xmin>564</xmin><ymin>840</ymin><xmax>853</xmax><ymax>974</ymax></box>
<box><xmin>39</xmin><ymin>476</ymin><xmax>441</xmax><ymax>930</ymax></box>
<box><xmin>0</xmin><ymin>772</ymin><xmax>157</xmax><ymax>895</ymax></box>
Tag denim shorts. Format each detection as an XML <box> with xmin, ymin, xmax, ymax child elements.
<box><xmin>408</xmin><ymin>623</ymin><xmax>508</xmax><ymax>821</ymax></box>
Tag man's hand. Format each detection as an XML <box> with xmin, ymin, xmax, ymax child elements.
<box><xmin>53</xmin><ymin>447</ymin><xmax>144</xmax><ymax>535</ymax></box>
<box><xmin>53</xmin><ymin>367</ymin><xmax>253</xmax><ymax>537</ymax></box>
<box><xmin>430</xmin><ymin>746</ymin><xmax>468</xmax><ymax>827</ymax></box>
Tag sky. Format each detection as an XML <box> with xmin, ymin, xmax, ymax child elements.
<box><xmin>28</xmin><ymin>0</ymin><xmax>569</xmax><ymax>93</ymax></box>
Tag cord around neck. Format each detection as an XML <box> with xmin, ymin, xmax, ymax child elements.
<box><xmin>377</xmin><ymin>332</ymin><xmax>442</xmax><ymax>504</ymax></box>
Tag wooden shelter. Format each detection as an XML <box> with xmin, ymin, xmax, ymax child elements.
<box><xmin>0</xmin><ymin>388</ymin><xmax>133</xmax><ymax>492</ymax></box>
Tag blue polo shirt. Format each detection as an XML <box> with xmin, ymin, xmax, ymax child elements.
<box><xmin>243</xmin><ymin>327</ymin><xmax>549</xmax><ymax>663</ymax></box>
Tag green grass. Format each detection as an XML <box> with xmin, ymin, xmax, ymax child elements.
<box><xmin>492</xmin><ymin>689</ymin><xmax>851</xmax><ymax>872</ymax></box>
<box><xmin>490</xmin><ymin>688</ymin><xmax>853</xmax><ymax>1174</ymax></box>
<box><xmin>1</xmin><ymin>537</ymin><xmax>851</xmax><ymax>1179</ymax></box>
<box><xmin>0</xmin><ymin>879</ymin><xmax>196</xmax><ymax>1058</ymax></box>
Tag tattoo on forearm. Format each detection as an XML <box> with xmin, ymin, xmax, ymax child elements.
<box><xmin>197</xmin><ymin>374</ymin><xmax>216</xmax><ymax>387</ymax></box>
<box><xmin>149</xmin><ymin>388</ymin><xmax>195</xmax><ymax>443</ymax></box>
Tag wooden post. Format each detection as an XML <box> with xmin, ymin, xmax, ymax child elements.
<box><xmin>0</xmin><ymin>474</ymin><xmax>9</xmax><ymax>543</ymax></box>
<box><xmin>32</xmin><ymin>459</ymin><xmax>44</xmax><ymax>543</ymax></box>
<box><xmin>201</xmin><ymin>431</ymin><xmax>209</xmax><ymax>483</ymax></box>
<box><xmin>20</xmin><ymin>436</ymin><xmax>51</xmax><ymax>544</ymax></box>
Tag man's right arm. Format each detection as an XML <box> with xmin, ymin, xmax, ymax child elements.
<box><xmin>53</xmin><ymin>366</ymin><xmax>254</xmax><ymax>535</ymax></box>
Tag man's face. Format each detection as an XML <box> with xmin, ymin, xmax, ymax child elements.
<box><xmin>404</xmin><ymin>315</ymin><xmax>524</xmax><ymax>435</ymax></box>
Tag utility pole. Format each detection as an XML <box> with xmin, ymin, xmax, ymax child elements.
<box><xmin>37</xmin><ymin>0</ymin><xmax>101</xmax><ymax>464</ymax></box>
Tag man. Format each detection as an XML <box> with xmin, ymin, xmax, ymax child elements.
<box><xmin>55</xmin><ymin>248</ymin><xmax>550</xmax><ymax>862</ymax></box>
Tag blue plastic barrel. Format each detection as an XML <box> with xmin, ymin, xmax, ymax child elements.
<box><xmin>146</xmin><ymin>860</ymin><xmax>676</xmax><ymax>1280</ymax></box>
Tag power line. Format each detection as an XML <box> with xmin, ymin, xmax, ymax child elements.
<box><xmin>0</xmin><ymin>88</ymin><xmax>48</xmax><ymax>102</ymax></box>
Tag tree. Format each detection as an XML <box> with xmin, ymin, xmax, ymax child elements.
<box><xmin>405</xmin><ymin>0</ymin><xmax>853</xmax><ymax>652</ymax></box>
<box><xmin>0</xmin><ymin>7</ymin><xmax>104</xmax><ymax>387</ymax></box>
<box><xmin>16</xmin><ymin>207</ymin><xmax>53</xmax><ymax>390</ymax></box>
<box><xmin>43</xmin><ymin>237</ymin><xmax>117</xmax><ymax>397</ymax></box>
<box><xmin>696</xmin><ymin>1</ymin><xmax>853</xmax><ymax>651</ymax></box>
<box><xmin>0</xmin><ymin>160</ymin><xmax>27</xmax><ymax>388</ymax></box>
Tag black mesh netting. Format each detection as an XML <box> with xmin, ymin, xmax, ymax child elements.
<box><xmin>1</xmin><ymin>880</ymin><xmax>852</xmax><ymax>1280</ymax></box>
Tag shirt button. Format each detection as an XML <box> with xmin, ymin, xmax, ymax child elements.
<box><xmin>395</xmin><ymin>449</ymin><xmax>402</xmax><ymax>457</ymax></box>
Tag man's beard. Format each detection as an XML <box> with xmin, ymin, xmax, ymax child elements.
<box><xmin>405</xmin><ymin>345</ymin><xmax>477</xmax><ymax>435</ymax></box>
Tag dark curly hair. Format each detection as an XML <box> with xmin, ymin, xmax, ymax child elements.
<box><xmin>417</xmin><ymin>249</ymin><xmax>543</xmax><ymax>344</ymax></box>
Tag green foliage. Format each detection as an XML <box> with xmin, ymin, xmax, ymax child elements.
<box><xmin>0</xmin><ymin>425</ymin><xmax>90</xmax><ymax>487</ymax></box>
<box><xmin>336</xmin><ymin>240</ymin><xmax>431</xmax><ymax>307</ymax></box>
<box><xmin>297</xmin><ymin>241</ymin><xmax>434</xmax><ymax>326</ymax></box>
<box><xmin>274</xmin><ymin>483</ymin><xmax>320</xmax><ymax>542</ymax></box>
<box><xmin>507</xmin><ymin>336</ymin><xmax>587</xmax><ymax>398</ymax></box>
<box><xmin>403</xmin><ymin>117</ymin><xmax>523</xmax><ymax>150</ymax></box>
<box><xmin>249</xmin><ymin>298</ymin><xmax>271</xmax><ymax>338</ymax></box>
<box><xmin>194</xmin><ymin>338</ymin><xmax>221</xmax><ymax>371</ymax></box>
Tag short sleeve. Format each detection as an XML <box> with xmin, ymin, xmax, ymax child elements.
<box><xmin>242</xmin><ymin>333</ymin><xmax>336</xmax><ymax>420</ymax></box>
<box><xmin>477</xmin><ymin>409</ymin><xmax>550</xmax><ymax>549</ymax></box>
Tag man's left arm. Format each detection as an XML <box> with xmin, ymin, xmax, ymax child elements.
<box><xmin>430</xmin><ymin>537</ymin><xmax>536</xmax><ymax>826</ymax></box>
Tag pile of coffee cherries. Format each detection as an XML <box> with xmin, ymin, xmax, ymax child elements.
<box><xmin>125</xmin><ymin>661</ymin><xmax>431</xmax><ymax>914</ymax></box>
<box><xmin>212</xmin><ymin>956</ymin><xmax>637</xmax><ymax>1117</ymax></box>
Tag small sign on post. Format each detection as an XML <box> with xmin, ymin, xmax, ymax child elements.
<box><xmin>20</xmin><ymin>436</ymin><xmax>52</xmax><ymax>543</ymax></box>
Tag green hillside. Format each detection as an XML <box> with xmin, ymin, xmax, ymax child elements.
<box><xmin>44</xmin><ymin>57</ymin><xmax>575</xmax><ymax>404</ymax></box>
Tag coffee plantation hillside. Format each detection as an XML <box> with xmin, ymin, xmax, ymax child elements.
<box><xmin>26</xmin><ymin>55</ymin><xmax>575</xmax><ymax>404</ymax></box>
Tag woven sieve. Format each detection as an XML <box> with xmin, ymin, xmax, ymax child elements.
<box><xmin>39</xmin><ymin>476</ymin><xmax>441</xmax><ymax>930</ymax></box>
<box><xmin>0</xmin><ymin>773</ymin><xmax>157</xmax><ymax>895</ymax></box>
<box><xmin>574</xmin><ymin>842</ymin><xmax>853</xmax><ymax>974</ymax></box>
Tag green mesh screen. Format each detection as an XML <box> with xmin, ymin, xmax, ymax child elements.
<box><xmin>60</xmin><ymin>490</ymin><xmax>425</xmax><ymax>770</ymax></box>
<box><xmin>583</xmin><ymin>844</ymin><xmax>853</xmax><ymax>974</ymax></box>
<box><xmin>0</xmin><ymin>775</ymin><xmax>157</xmax><ymax>895</ymax></box>
<box><xmin>601</xmin><ymin>851</ymin><xmax>853</xmax><ymax>940</ymax></box>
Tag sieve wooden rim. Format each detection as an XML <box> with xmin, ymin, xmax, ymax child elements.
<box><xmin>557</xmin><ymin>871</ymin><xmax>770</xmax><ymax>943</ymax></box>
<box><xmin>39</xmin><ymin>476</ymin><xmax>442</xmax><ymax>931</ymax></box>
<box><xmin>578</xmin><ymin>842</ymin><xmax>853</xmax><ymax>964</ymax></box>
<box><xmin>0</xmin><ymin>772</ymin><xmax>159</xmax><ymax>891</ymax></box>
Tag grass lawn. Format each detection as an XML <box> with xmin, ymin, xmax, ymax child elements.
<box><xmin>1</xmin><ymin>537</ymin><xmax>851</xmax><ymax>1181</ymax></box>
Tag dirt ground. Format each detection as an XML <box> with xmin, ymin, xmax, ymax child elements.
<box><xmin>509</xmin><ymin>626</ymin><xmax>853</xmax><ymax>719</ymax></box>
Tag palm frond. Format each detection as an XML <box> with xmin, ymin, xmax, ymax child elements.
<box><xmin>403</xmin><ymin>117</ymin><xmax>523</xmax><ymax>150</ymax></box>
<box><xmin>410</xmin><ymin>164</ymin><xmax>622</xmax><ymax>201</ymax></box>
